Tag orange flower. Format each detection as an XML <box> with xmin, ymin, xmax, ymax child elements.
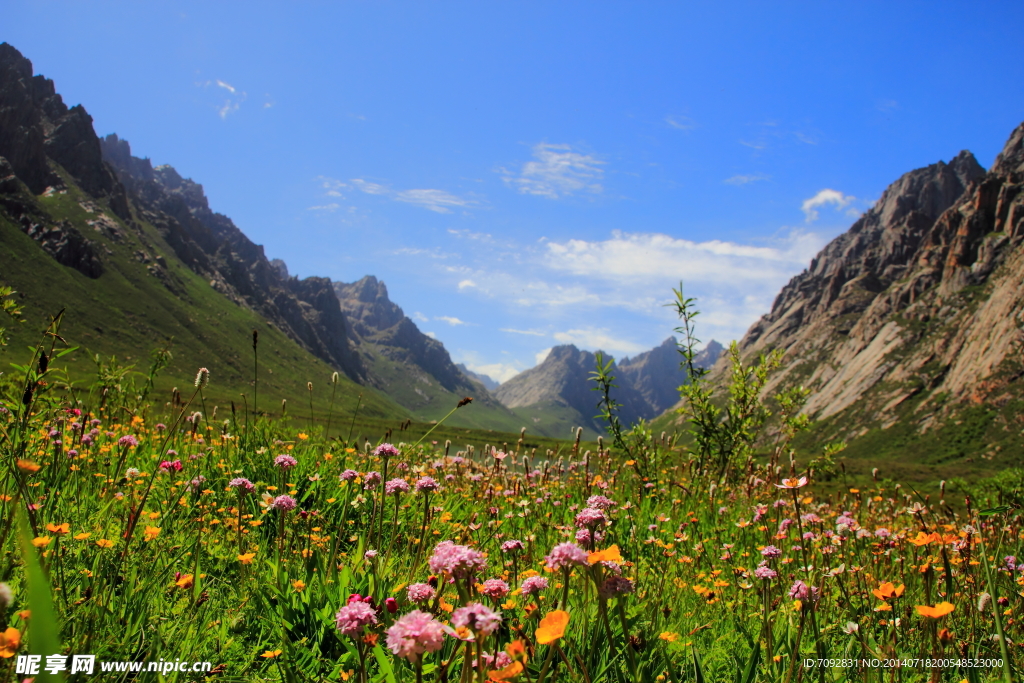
<box><xmin>535</xmin><ymin>610</ymin><xmax>569</xmax><ymax>645</ymax></box>
<box><xmin>31</xmin><ymin>536</ymin><xmax>52</xmax><ymax>548</ymax></box>
<box><xmin>17</xmin><ymin>460</ymin><xmax>41</xmax><ymax>473</ymax></box>
<box><xmin>659</xmin><ymin>631</ymin><xmax>680</xmax><ymax>642</ymax></box>
<box><xmin>588</xmin><ymin>545</ymin><xmax>623</xmax><ymax>565</ymax></box>
<box><xmin>916</xmin><ymin>602</ymin><xmax>955</xmax><ymax>618</ymax></box>
<box><xmin>143</xmin><ymin>526</ymin><xmax>161</xmax><ymax>541</ymax></box>
<box><xmin>238</xmin><ymin>553</ymin><xmax>256</xmax><ymax>564</ymax></box>
<box><xmin>873</xmin><ymin>602</ymin><xmax>893</xmax><ymax>612</ymax></box>
<box><xmin>96</xmin><ymin>538</ymin><xmax>114</xmax><ymax>548</ymax></box>
<box><xmin>175</xmin><ymin>574</ymin><xmax>195</xmax><ymax>589</ymax></box>
<box><xmin>45</xmin><ymin>523</ymin><xmax>70</xmax><ymax>536</ymax></box>
<box><xmin>0</xmin><ymin>628</ymin><xmax>20</xmax><ymax>658</ymax></box>
<box><xmin>910</xmin><ymin>531</ymin><xmax>940</xmax><ymax>546</ymax></box>
<box><xmin>291</xmin><ymin>580</ymin><xmax>306</xmax><ymax>592</ymax></box>
<box><xmin>489</xmin><ymin>661</ymin><xmax>524</xmax><ymax>680</ymax></box>
<box><xmin>871</xmin><ymin>582</ymin><xmax>905</xmax><ymax>601</ymax></box>
<box><xmin>260</xmin><ymin>649</ymin><xmax>282</xmax><ymax>658</ymax></box>
<box><xmin>505</xmin><ymin>640</ymin><xmax>527</xmax><ymax>661</ymax></box>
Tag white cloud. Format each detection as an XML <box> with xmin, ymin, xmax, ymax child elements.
<box><xmin>457</xmin><ymin>280</ymin><xmax>477</xmax><ymax>291</ymax></box>
<box><xmin>198</xmin><ymin>79</ymin><xmax>246</xmax><ymax>119</ymax></box>
<box><xmin>307</xmin><ymin>203</ymin><xmax>340</xmax><ymax>212</ymax></box>
<box><xmin>340</xmin><ymin>178</ymin><xmax>478</xmax><ymax>213</ymax></box>
<box><xmin>801</xmin><ymin>189</ymin><xmax>855</xmax><ymax>222</ymax></box>
<box><xmin>424</xmin><ymin>331</ymin><xmax>437</xmax><ymax>339</ymax></box>
<box><xmin>412</xmin><ymin>311</ymin><xmax>429</xmax><ymax>323</ymax></box>
<box><xmin>665</xmin><ymin>115</ymin><xmax>696</xmax><ymax>131</ymax></box>
<box><xmin>534</xmin><ymin>347</ymin><xmax>553</xmax><ymax>365</ymax></box>
<box><xmin>501</xmin><ymin>328</ymin><xmax>546</xmax><ymax>337</ymax></box>
<box><xmin>215</xmin><ymin>80</ymin><xmax>236</xmax><ymax>94</ymax></box>
<box><xmin>501</xmin><ymin>143</ymin><xmax>605</xmax><ymax>199</ymax></box>
<box><xmin>724</xmin><ymin>173</ymin><xmax>771</xmax><ymax>186</ymax></box>
<box><xmin>437</xmin><ymin>316</ymin><xmax>469</xmax><ymax>326</ymax></box>
<box><xmin>552</xmin><ymin>328</ymin><xmax>648</xmax><ymax>356</ymax></box>
<box><xmin>466</xmin><ymin>362</ymin><xmax>521</xmax><ymax>384</ymax></box>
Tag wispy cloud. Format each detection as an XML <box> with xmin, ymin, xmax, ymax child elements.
<box><xmin>307</xmin><ymin>203</ymin><xmax>340</xmax><ymax>212</ymax></box>
<box><xmin>534</xmin><ymin>348</ymin><xmax>552</xmax><ymax>365</ymax></box>
<box><xmin>665</xmin><ymin>115</ymin><xmax>697</xmax><ymax>131</ymax></box>
<box><xmin>501</xmin><ymin>143</ymin><xmax>605</xmax><ymax>199</ymax></box>
<box><xmin>724</xmin><ymin>173</ymin><xmax>771</xmax><ymax>185</ymax></box>
<box><xmin>552</xmin><ymin>327</ymin><xmax>648</xmax><ymax>356</ymax></box>
<box><xmin>801</xmin><ymin>189</ymin><xmax>855</xmax><ymax>222</ymax></box>
<box><xmin>198</xmin><ymin>79</ymin><xmax>247</xmax><ymax>119</ymax></box>
<box><xmin>457</xmin><ymin>280</ymin><xmax>477</xmax><ymax>291</ymax></box>
<box><xmin>316</xmin><ymin>176</ymin><xmax>479</xmax><ymax>214</ymax></box>
<box><xmin>412</xmin><ymin>312</ymin><xmax>429</xmax><ymax>323</ymax></box>
<box><xmin>876</xmin><ymin>99</ymin><xmax>900</xmax><ymax>113</ymax></box>
<box><xmin>437</xmin><ymin>316</ymin><xmax>470</xmax><ymax>326</ymax></box>
<box><xmin>500</xmin><ymin>328</ymin><xmax>546</xmax><ymax>337</ymax></box>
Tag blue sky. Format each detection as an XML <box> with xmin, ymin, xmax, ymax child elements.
<box><xmin>7</xmin><ymin>2</ymin><xmax>1024</xmax><ymax>382</ymax></box>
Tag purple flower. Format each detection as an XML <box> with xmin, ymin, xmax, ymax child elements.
<box><xmin>364</xmin><ymin>471</ymin><xmax>382</xmax><ymax>490</ymax></box>
<box><xmin>374</xmin><ymin>443</ymin><xmax>400</xmax><ymax>459</ymax></box>
<box><xmin>272</xmin><ymin>495</ymin><xmax>297</xmax><ymax>512</ymax></box>
<box><xmin>451</xmin><ymin>603</ymin><xmax>502</xmax><ymax>636</ymax></box>
<box><xmin>340</xmin><ymin>469</ymin><xmax>359</xmax><ymax>482</ymax></box>
<box><xmin>386</xmin><ymin>610</ymin><xmax>445</xmax><ymax>662</ymax></box>
<box><xmin>520</xmin><ymin>576</ymin><xmax>549</xmax><ymax>597</ymax></box>
<box><xmin>874</xmin><ymin>528</ymin><xmax>891</xmax><ymax>538</ymax></box>
<box><xmin>598</xmin><ymin>577</ymin><xmax>634</xmax><ymax>599</ymax></box>
<box><xmin>761</xmin><ymin>545</ymin><xmax>782</xmax><ymax>559</ymax></box>
<box><xmin>480</xmin><ymin>579</ymin><xmax>510</xmax><ymax>600</ymax></box>
<box><xmin>407</xmin><ymin>583</ymin><xmax>436</xmax><ymax>604</ymax></box>
<box><xmin>229</xmin><ymin>477</ymin><xmax>254</xmax><ymax>492</ymax></box>
<box><xmin>385</xmin><ymin>478</ymin><xmax>410</xmax><ymax>496</ymax></box>
<box><xmin>500</xmin><ymin>539</ymin><xmax>524</xmax><ymax>553</ymax></box>
<box><xmin>335</xmin><ymin>600</ymin><xmax>378</xmax><ymax>636</ymax></box>
<box><xmin>415</xmin><ymin>476</ymin><xmax>440</xmax><ymax>493</ymax></box>
<box><xmin>788</xmin><ymin>580</ymin><xmax>819</xmax><ymax>602</ymax></box>
<box><xmin>118</xmin><ymin>435</ymin><xmax>139</xmax><ymax>448</ymax></box>
<box><xmin>545</xmin><ymin>542</ymin><xmax>589</xmax><ymax>570</ymax></box>
<box><xmin>274</xmin><ymin>454</ymin><xmax>298</xmax><ymax>469</ymax></box>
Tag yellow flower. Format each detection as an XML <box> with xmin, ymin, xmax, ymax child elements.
<box><xmin>74</xmin><ymin>532</ymin><xmax>92</xmax><ymax>540</ymax></box>
<box><xmin>296</xmin><ymin>433</ymin><xmax>308</xmax><ymax>440</ymax></box>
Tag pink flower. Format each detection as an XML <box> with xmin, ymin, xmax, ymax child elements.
<box><xmin>500</xmin><ymin>539</ymin><xmax>524</xmax><ymax>553</ymax></box>
<box><xmin>428</xmin><ymin>541</ymin><xmax>488</xmax><ymax>579</ymax></box>
<box><xmin>374</xmin><ymin>443</ymin><xmax>400</xmax><ymax>458</ymax></box>
<box><xmin>336</xmin><ymin>600</ymin><xmax>378</xmax><ymax>636</ymax></box>
<box><xmin>415</xmin><ymin>476</ymin><xmax>440</xmax><ymax>493</ymax></box>
<box><xmin>519</xmin><ymin>576</ymin><xmax>549</xmax><ymax>597</ymax></box>
<box><xmin>385</xmin><ymin>478</ymin><xmax>410</xmax><ymax>496</ymax></box>
<box><xmin>159</xmin><ymin>459</ymin><xmax>183</xmax><ymax>472</ymax></box>
<box><xmin>229</xmin><ymin>477</ymin><xmax>254</xmax><ymax>492</ymax></box>
<box><xmin>480</xmin><ymin>579</ymin><xmax>510</xmax><ymax>600</ymax></box>
<box><xmin>586</xmin><ymin>495</ymin><xmax>616</xmax><ymax>510</ymax></box>
<box><xmin>364</xmin><ymin>471</ymin><xmax>382</xmax><ymax>490</ymax></box>
<box><xmin>544</xmin><ymin>542</ymin><xmax>589</xmax><ymax>570</ymax></box>
<box><xmin>407</xmin><ymin>583</ymin><xmax>436</xmax><ymax>604</ymax></box>
<box><xmin>574</xmin><ymin>507</ymin><xmax>606</xmax><ymax>529</ymax></box>
<box><xmin>272</xmin><ymin>495</ymin><xmax>297</xmax><ymax>512</ymax></box>
<box><xmin>451</xmin><ymin>603</ymin><xmax>502</xmax><ymax>636</ymax></box>
<box><xmin>754</xmin><ymin>564</ymin><xmax>777</xmax><ymax>580</ymax></box>
<box><xmin>598</xmin><ymin>577</ymin><xmax>634</xmax><ymax>599</ymax></box>
<box><xmin>775</xmin><ymin>476</ymin><xmax>808</xmax><ymax>489</ymax></box>
<box><xmin>386</xmin><ymin>610</ymin><xmax>445</xmax><ymax>662</ymax></box>
<box><xmin>117</xmin><ymin>435</ymin><xmax>139</xmax><ymax>448</ymax></box>
<box><xmin>274</xmin><ymin>454</ymin><xmax>298</xmax><ymax>469</ymax></box>
<box><xmin>339</xmin><ymin>469</ymin><xmax>359</xmax><ymax>482</ymax></box>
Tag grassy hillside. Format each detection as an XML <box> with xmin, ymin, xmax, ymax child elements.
<box><xmin>0</xmin><ymin>173</ymin><xmax>405</xmax><ymax>425</ymax></box>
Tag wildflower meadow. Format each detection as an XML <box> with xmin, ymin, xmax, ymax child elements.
<box><xmin>0</xmin><ymin>296</ymin><xmax>1021</xmax><ymax>683</ymax></box>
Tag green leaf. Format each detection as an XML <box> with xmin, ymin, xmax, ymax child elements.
<box><xmin>691</xmin><ymin>644</ymin><xmax>706</xmax><ymax>683</ymax></box>
<box><xmin>17</xmin><ymin>507</ymin><xmax>64</xmax><ymax>682</ymax></box>
<box><xmin>372</xmin><ymin>642</ymin><xmax>398</xmax><ymax>683</ymax></box>
<box><xmin>740</xmin><ymin>643</ymin><xmax>760</xmax><ymax>683</ymax></box>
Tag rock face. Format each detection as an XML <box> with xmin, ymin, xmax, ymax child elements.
<box><xmin>99</xmin><ymin>134</ymin><xmax>365</xmax><ymax>381</ymax></box>
<box><xmin>333</xmin><ymin>276</ymin><xmax>496</xmax><ymax>404</ymax></box>
<box><xmin>618</xmin><ymin>338</ymin><xmax>722</xmax><ymax>418</ymax></box>
<box><xmin>724</xmin><ymin>121</ymin><xmax>1024</xmax><ymax>438</ymax></box>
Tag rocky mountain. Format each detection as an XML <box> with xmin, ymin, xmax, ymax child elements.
<box><xmin>690</xmin><ymin>121</ymin><xmax>1024</xmax><ymax>476</ymax></box>
<box><xmin>456</xmin><ymin>364</ymin><xmax>500</xmax><ymax>392</ymax></box>
<box><xmin>0</xmin><ymin>42</ymin><xmax>520</xmax><ymax>431</ymax></box>
<box><xmin>493</xmin><ymin>340</ymin><xmax>720</xmax><ymax>437</ymax></box>
<box><xmin>331</xmin><ymin>276</ymin><xmax>520</xmax><ymax>427</ymax></box>
<box><xmin>618</xmin><ymin>337</ymin><xmax>722</xmax><ymax>418</ymax></box>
